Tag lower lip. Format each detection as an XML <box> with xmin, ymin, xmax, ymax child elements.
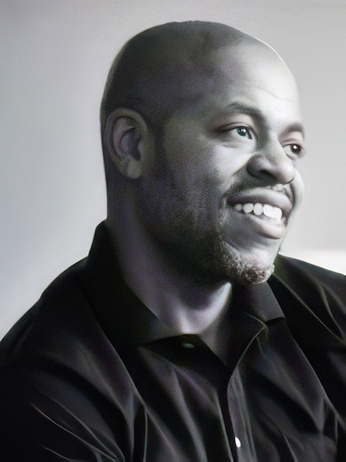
<box><xmin>233</xmin><ymin>210</ymin><xmax>286</xmax><ymax>239</ymax></box>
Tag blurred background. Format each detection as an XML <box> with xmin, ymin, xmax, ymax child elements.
<box><xmin>1</xmin><ymin>0</ymin><xmax>346</xmax><ymax>337</ymax></box>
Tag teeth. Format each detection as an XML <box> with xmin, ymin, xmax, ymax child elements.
<box><xmin>253</xmin><ymin>203</ymin><xmax>263</xmax><ymax>216</ymax></box>
<box><xmin>263</xmin><ymin>204</ymin><xmax>274</xmax><ymax>218</ymax></box>
<box><xmin>243</xmin><ymin>203</ymin><xmax>254</xmax><ymax>214</ymax></box>
<box><xmin>234</xmin><ymin>203</ymin><xmax>283</xmax><ymax>221</ymax></box>
<box><xmin>273</xmin><ymin>208</ymin><xmax>282</xmax><ymax>220</ymax></box>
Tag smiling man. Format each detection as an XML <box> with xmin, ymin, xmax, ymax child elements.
<box><xmin>0</xmin><ymin>21</ymin><xmax>345</xmax><ymax>461</ymax></box>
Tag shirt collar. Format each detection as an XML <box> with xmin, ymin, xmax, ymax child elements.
<box><xmin>232</xmin><ymin>281</ymin><xmax>285</xmax><ymax>323</ymax></box>
<box><xmin>78</xmin><ymin>222</ymin><xmax>285</xmax><ymax>351</ymax></box>
<box><xmin>78</xmin><ymin>222</ymin><xmax>176</xmax><ymax>350</ymax></box>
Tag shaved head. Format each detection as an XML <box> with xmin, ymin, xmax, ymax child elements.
<box><xmin>100</xmin><ymin>21</ymin><xmax>261</xmax><ymax>133</ymax></box>
<box><xmin>102</xmin><ymin>21</ymin><xmax>304</xmax><ymax>286</ymax></box>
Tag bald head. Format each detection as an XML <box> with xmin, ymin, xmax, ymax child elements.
<box><xmin>100</xmin><ymin>21</ymin><xmax>263</xmax><ymax>133</ymax></box>
<box><xmin>102</xmin><ymin>21</ymin><xmax>304</xmax><ymax>286</ymax></box>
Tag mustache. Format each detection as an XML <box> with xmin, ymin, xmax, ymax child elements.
<box><xmin>223</xmin><ymin>182</ymin><xmax>295</xmax><ymax>219</ymax></box>
<box><xmin>225</xmin><ymin>182</ymin><xmax>294</xmax><ymax>203</ymax></box>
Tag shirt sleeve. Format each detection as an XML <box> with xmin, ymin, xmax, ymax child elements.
<box><xmin>0</xmin><ymin>369</ymin><xmax>126</xmax><ymax>462</ymax></box>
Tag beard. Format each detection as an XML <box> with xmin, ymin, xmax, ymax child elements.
<box><xmin>137</xmin><ymin>171</ymin><xmax>275</xmax><ymax>287</ymax></box>
<box><xmin>204</xmin><ymin>237</ymin><xmax>275</xmax><ymax>285</ymax></box>
<box><xmin>136</xmin><ymin>129</ymin><xmax>277</xmax><ymax>287</ymax></box>
<box><xmin>138</xmin><ymin>203</ymin><xmax>274</xmax><ymax>286</ymax></box>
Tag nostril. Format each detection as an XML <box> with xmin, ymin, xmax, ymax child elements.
<box><xmin>247</xmin><ymin>153</ymin><xmax>295</xmax><ymax>185</ymax></box>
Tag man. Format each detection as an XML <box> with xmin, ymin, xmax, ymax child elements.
<box><xmin>0</xmin><ymin>21</ymin><xmax>345</xmax><ymax>461</ymax></box>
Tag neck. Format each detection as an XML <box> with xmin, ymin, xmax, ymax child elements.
<box><xmin>106</xmin><ymin>209</ymin><xmax>232</xmax><ymax>359</ymax></box>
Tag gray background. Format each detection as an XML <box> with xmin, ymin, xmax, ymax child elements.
<box><xmin>1</xmin><ymin>0</ymin><xmax>346</xmax><ymax>337</ymax></box>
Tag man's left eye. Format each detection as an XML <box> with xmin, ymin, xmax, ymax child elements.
<box><xmin>284</xmin><ymin>143</ymin><xmax>305</xmax><ymax>157</ymax></box>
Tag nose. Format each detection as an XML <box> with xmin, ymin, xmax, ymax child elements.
<box><xmin>246</xmin><ymin>141</ymin><xmax>295</xmax><ymax>185</ymax></box>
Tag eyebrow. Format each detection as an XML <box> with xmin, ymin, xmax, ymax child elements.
<box><xmin>281</xmin><ymin>122</ymin><xmax>305</xmax><ymax>139</ymax></box>
<box><xmin>222</xmin><ymin>102</ymin><xmax>305</xmax><ymax>139</ymax></box>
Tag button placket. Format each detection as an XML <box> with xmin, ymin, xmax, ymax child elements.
<box><xmin>226</xmin><ymin>369</ymin><xmax>257</xmax><ymax>461</ymax></box>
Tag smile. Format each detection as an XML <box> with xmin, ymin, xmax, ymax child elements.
<box><xmin>234</xmin><ymin>203</ymin><xmax>284</xmax><ymax>224</ymax></box>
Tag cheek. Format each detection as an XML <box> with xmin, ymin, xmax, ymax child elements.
<box><xmin>162</xmin><ymin>133</ymin><xmax>239</xmax><ymax>215</ymax></box>
<box><xmin>210</xmin><ymin>143</ymin><xmax>249</xmax><ymax>184</ymax></box>
<box><xmin>292</xmin><ymin>170</ymin><xmax>305</xmax><ymax>209</ymax></box>
<box><xmin>167</xmin><ymin>167</ymin><xmax>224</xmax><ymax>227</ymax></box>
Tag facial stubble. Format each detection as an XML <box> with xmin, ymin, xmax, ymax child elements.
<box><xmin>137</xmin><ymin>145</ymin><xmax>275</xmax><ymax>287</ymax></box>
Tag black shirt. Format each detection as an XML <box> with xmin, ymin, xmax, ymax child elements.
<box><xmin>0</xmin><ymin>223</ymin><xmax>345</xmax><ymax>461</ymax></box>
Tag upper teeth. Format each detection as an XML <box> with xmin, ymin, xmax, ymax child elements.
<box><xmin>234</xmin><ymin>203</ymin><xmax>283</xmax><ymax>220</ymax></box>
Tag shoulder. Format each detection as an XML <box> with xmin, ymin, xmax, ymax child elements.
<box><xmin>0</xmin><ymin>258</ymin><xmax>138</xmax><ymax>460</ymax></box>
<box><xmin>274</xmin><ymin>254</ymin><xmax>346</xmax><ymax>305</ymax></box>
<box><xmin>272</xmin><ymin>256</ymin><xmax>346</xmax><ymax>425</ymax></box>
<box><xmin>1</xmin><ymin>258</ymin><xmax>88</xmax><ymax>356</ymax></box>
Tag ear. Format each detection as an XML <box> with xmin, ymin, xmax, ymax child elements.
<box><xmin>103</xmin><ymin>108</ymin><xmax>152</xmax><ymax>179</ymax></box>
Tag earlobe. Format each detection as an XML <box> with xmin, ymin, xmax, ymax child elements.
<box><xmin>104</xmin><ymin>108</ymin><xmax>148</xmax><ymax>179</ymax></box>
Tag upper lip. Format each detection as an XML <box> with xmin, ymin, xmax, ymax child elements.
<box><xmin>227</xmin><ymin>188</ymin><xmax>293</xmax><ymax>219</ymax></box>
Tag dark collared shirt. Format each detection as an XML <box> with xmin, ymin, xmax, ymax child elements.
<box><xmin>0</xmin><ymin>223</ymin><xmax>345</xmax><ymax>461</ymax></box>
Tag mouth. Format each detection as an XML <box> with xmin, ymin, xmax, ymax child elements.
<box><xmin>234</xmin><ymin>202</ymin><xmax>284</xmax><ymax>224</ymax></box>
<box><xmin>226</xmin><ymin>190</ymin><xmax>294</xmax><ymax>240</ymax></box>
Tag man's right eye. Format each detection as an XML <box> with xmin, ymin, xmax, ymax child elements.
<box><xmin>232</xmin><ymin>126</ymin><xmax>253</xmax><ymax>140</ymax></box>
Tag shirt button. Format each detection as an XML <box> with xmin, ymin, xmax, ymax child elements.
<box><xmin>181</xmin><ymin>341</ymin><xmax>195</xmax><ymax>349</ymax></box>
<box><xmin>235</xmin><ymin>437</ymin><xmax>241</xmax><ymax>448</ymax></box>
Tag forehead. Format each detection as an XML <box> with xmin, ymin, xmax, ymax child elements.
<box><xmin>220</xmin><ymin>44</ymin><xmax>297</xmax><ymax>94</ymax></box>
<box><xmin>178</xmin><ymin>43</ymin><xmax>301</xmax><ymax>117</ymax></box>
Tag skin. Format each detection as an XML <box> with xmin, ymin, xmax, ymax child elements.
<box><xmin>104</xmin><ymin>25</ymin><xmax>305</xmax><ymax>361</ymax></box>
<box><xmin>139</xmin><ymin>42</ymin><xmax>305</xmax><ymax>285</ymax></box>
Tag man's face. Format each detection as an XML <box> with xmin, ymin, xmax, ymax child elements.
<box><xmin>138</xmin><ymin>43</ymin><xmax>305</xmax><ymax>285</ymax></box>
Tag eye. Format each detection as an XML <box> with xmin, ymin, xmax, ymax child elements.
<box><xmin>214</xmin><ymin>124</ymin><xmax>255</xmax><ymax>144</ymax></box>
<box><xmin>232</xmin><ymin>126</ymin><xmax>253</xmax><ymax>140</ymax></box>
<box><xmin>284</xmin><ymin>143</ymin><xmax>305</xmax><ymax>157</ymax></box>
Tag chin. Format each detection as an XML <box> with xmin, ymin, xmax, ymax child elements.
<box><xmin>216</xmin><ymin>241</ymin><xmax>276</xmax><ymax>286</ymax></box>
<box><xmin>228</xmin><ymin>260</ymin><xmax>274</xmax><ymax>285</ymax></box>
